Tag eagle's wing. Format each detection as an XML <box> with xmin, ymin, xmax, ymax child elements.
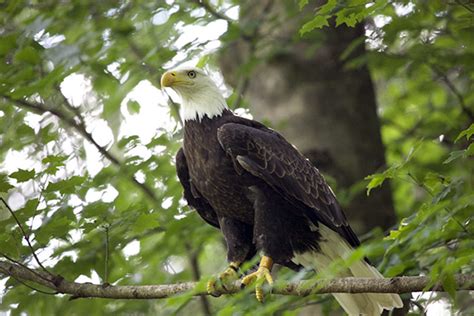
<box><xmin>176</xmin><ymin>148</ymin><xmax>220</xmax><ymax>228</ymax></box>
<box><xmin>217</xmin><ymin>122</ymin><xmax>360</xmax><ymax>247</ymax></box>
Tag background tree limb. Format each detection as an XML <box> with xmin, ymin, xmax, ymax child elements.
<box><xmin>1</xmin><ymin>261</ymin><xmax>472</xmax><ymax>300</ymax></box>
<box><xmin>0</xmin><ymin>95</ymin><xmax>160</xmax><ymax>203</ymax></box>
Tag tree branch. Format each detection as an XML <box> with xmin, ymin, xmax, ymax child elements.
<box><xmin>450</xmin><ymin>0</ymin><xmax>474</xmax><ymax>13</ymax></box>
<box><xmin>1</xmin><ymin>95</ymin><xmax>160</xmax><ymax>203</ymax></box>
<box><xmin>190</xmin><ymin>0</ymin><xmax>235</xmax><ymax>24</ymax></box>
<box><xmin>0</xmin><ymin>198</ymin><xmax>52</xmax><ymax>276</ymax></box>
<box><xmin>431</xmin><ymin>65</ymin><xmax>474</xmax><ymax>123</ymax></box>
<box><xmin>1</xmin><ymin>260</ymin><xmax>473</xmax><ymax>300</ymax></box>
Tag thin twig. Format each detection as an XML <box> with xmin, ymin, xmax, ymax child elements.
<box><xmin>55</xmin><ymin>84</ymin><xmax>87</xmax><ymax>128</ymax></box>
<box><xmin>190</xmin><ymin>0</ymin><xmax>235</xmax><ymax>24</ymax></box>
<box><xmin>0</xmin><ymin>198</ymin><xmax>52</xmax><ymax>276</ymax></box>
<box><xmin>410</xmin><ymin>298</ymin><xmax>427</xmax><ymax>316</ymax></box>
<box><xmin>452</xmin><ymin>0</ymin><xmax>474</xmax><ymax>13</ymax></box>
<box><xmin>231</xmin><ymin>75</ymin><xmax>250</xmax><ymax>109</ymax></box>
<box><xmin>431</xmin><ymin>66</ymin><xmax>474</xmax><ymax>123</ymax></box>
<box><xmin>55</xmin><ymin>226</ymin><xmax>165</xmax><ymax>255</ymax></box>
<box><xmin>104</xmin><ymin>224</ymin><xmax>110</xmax><ymax>285</ymax></box>
<box><xmin>406</xmin><ymin>173</ymin><xmax>470</xmax><ymax>234</ymax></box>
<box><xmin>27</xmin><ymin>176</ymin><xmax>49</xmax><ymax>237</ymax></box>
<box><xmin>128</xmin><ymin>42</ymin><xmax>158</xmax><ymax>78</ymax></box>
<box><xmin>185</xmin><ymin>243</ymin><xmax>212</xmax><ymax>316</ymax></box>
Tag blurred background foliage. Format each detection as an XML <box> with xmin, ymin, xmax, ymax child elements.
<box><xmin>0</xmin><ymin>0</ymin><xmax>473</xmax><ymax>315</ymax></box>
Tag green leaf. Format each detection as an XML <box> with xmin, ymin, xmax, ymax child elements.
<box><xmin>443</xmin><ymin>150</ymin><xmax>465</xmax><ymax>164</ymax></box>
<box><xmin>45</xmin><ymin>176</ymin><xmax>86</xmax><ymax>194</ymax></box>
<box><xmin>118</xmin><ymin>135</ymin><xmax>140</xmax><ymax>149</ymax></box>
<box><xmin>442</xmin><ymin>272</ymin><xmax>456</xmax><ymax>299</ymax></box>
<box><xmin>17</xmin><ymin>198</ymin><xmax>39</xmax><ymax>222</ymax></box>
<box><xmin>423</xmin><ymin>172</ymin><xmax>444</xmax><ymax>191</ymax></box>
<box><xmin>299</xmin><ymin>0</ymin><xmax>309</xmax><ymax>9</ymax></box>
<box><xmin>335</xmin><ymin>10</ymin><xmax>358</xmax><ymax>27</ymax></box>
<box><xmin>42</xmin><ymin>155</ymin><xmax>67</xmax><ymax>175</ymax></box>
<box><xmin>384</xmin><ymin>230</ymin><xmax>400</xmax><ymax>240</ymax></box>
<box><xmin>42</xmin><ymin>155</ymin><xmax>67</xmax><ymax>165</ymax></box>
<box><xmin>365</xmin><ymin>173</ymin><xmax>387</xmax><ymax>195</ymax></box>
<box><xmin>35</xmin><ymin>216</ymin><xmax>71</xmax><ymax>244</ymax></box>
<box><xmin>14</xmin><ymin>46</ymin><xmax>41</xmax><ymax>65</ymax></box>
<box><xmin>17</xmin><ymin>124</ymin><xmax>35</xmax><ymax>140</ymax></box>
<box><xmin>127</xmin><ymin>100</ymin><xmax>140</xmax><ymax>115</ymax></box>
<box><xmin>82</xmin><ymin>201</ymin><xmax>111</xmax><ymax>219</ymax></box>
<box><xmin>300</xmin><ymin>0</ymin><xmax>339</xmax><ymax>34</ymax></box>
<box><xmin>466</xmin><ymin>143</ymin><xmax>474</xmax><ymax>156</ymax></box>
<box><xmin>168</xmin><ymin>98</ymin><xmax>182</xmax><ymax>125</ymax></box>
<box><xmin>384</xmin><ymin>263</ymin><xmax>406</xmax><ymax>277</ymax></box>
<box><xmin>133</xmin><ymin>213</ymin><xmax>160</xmax><ymax>233</ymax></box>
<box><xmin>0</xmin><ymin>175</ymin><xmax>13</xmax><ymax>192</ymax></box>
<box><xmin>317</xmin><ymin>0</ymin><xmax>338</xmax><ymax>14</ymax></box>
<box><xmin>196</xmin><ymin>55</ymin><xmax>210</xmax><ymax>68</ymax></box>
<box><xmin>39</xmin><ymin>123</ymin><xmax>59</xmax><ymax>143</ymax></box>
<box><xmin>300</xmin><ymin>15</ymin><xmax>330</xmax><ymax>34</ymax></box>
<box><xmin>432</xmin><ymin>184</ymin><xmax>453</xmax><ymax>204</ymax></box>
<box><xmin>0</xmin><ymin>193</ymin><xmax>12</xmax><ymax>221</ymax></box>
<box><xmin>146</xmin><ymin>134</ymin><xmax>169</xmax><ymax>148</ymax></box>
<box><xmin>9</xmin><ymin>169</ymin><xmax>35</xmax><ymax>182</ymax></box>
<box><xmin>455</xmin><ymin>123</ymin><xmax>474</xmax><ymax>142</ymax></box>
<box><xmin>0</xmin><ymin>233</ymin><xmax>18</xmax><ymax>256</ymax></box>
<box><xmin>0</xmin><ymin>34</ymin><xmax>16</xmax><ymax>55</ymax></box>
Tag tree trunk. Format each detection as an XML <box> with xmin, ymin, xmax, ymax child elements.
<box><xmin>219</xmin><ymin>1</ymin><xmax>397</xmax><ymax>234</ymax></box>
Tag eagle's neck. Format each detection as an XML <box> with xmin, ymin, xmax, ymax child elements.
<box><xmin>181</xmin><ymin>89</ymin><xmax>228</xmax><ymax>122</ymax></box>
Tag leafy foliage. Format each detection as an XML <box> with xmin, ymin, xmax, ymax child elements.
<box><xmin>0</xmin><ymin>0</ymin><xmax>473</xmax><ymax>315</ymax></box>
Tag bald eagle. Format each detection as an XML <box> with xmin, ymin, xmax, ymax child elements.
<box><xmin>161</xmin><ymin>67</ymin><xmax>402</xmax><ymax>315</ymax></box>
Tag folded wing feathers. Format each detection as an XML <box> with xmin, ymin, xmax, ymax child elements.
<box><xmin>219</xmin><ymin>123</ymin><xmax>402</xmax><ymax>314</ymax></box>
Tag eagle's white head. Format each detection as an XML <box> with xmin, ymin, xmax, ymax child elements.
<box><xmin>161</xmin><ymin>67</ymin><xmax>227</xmax><ymax>121</ymax></box>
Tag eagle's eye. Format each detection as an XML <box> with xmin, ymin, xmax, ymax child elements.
<box><xmin>187</xmin><ymin>70</ymin><xmax>196</xmax><ymax>79</ymax></box>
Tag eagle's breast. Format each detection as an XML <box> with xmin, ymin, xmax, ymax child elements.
<box><xmin>183</xmin><ymin>112</ymin><xmax>255</xmax><ymax>224</ymax></box>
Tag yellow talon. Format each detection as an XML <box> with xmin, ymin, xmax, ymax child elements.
<box><xmin>241</xmin><ymin>256</ymin><xmax>274</xmax><ymax>303</ymax></box>
<box><xmin>207</xmin><ymin>262</ymin><xmax>240</xmax><ymax>296</ymax></box>
<box><xmin>206</xmin><ymin>278</ymin><xmax>216</xmax><ymax>295</ymax></box>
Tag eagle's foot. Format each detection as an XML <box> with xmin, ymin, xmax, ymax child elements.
<box><xmin>207</xmin><ymin>262</ymin><xmax>240</xmax><ymax>296</ymax></box>
<box><xmin>241</xmin><ymin>256</ymin><xmax>273</xmax><ymax>303</ymax></box>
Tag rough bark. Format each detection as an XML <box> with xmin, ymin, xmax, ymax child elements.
<box><xmin>219</xmin><ymin>1</ymin><xmax>396</xmax><ymax>233</ymax></box>
<box><xmin>1</xmin><ymin>261</ymin><xmax>472</xmax><ymax>299</ymax></box>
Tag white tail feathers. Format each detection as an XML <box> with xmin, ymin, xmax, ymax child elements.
<box><xmin>293</xmin><ymin>225</ymin><xmax>403</xmax><ymax>316</ymax></box>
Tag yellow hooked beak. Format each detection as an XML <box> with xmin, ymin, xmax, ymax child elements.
<box><xmin>161</xmin><ymin>71</ymin><xmax>190</xmax><ymax>88</ymax></box>
<box><xmin>161</xmin><ymin>71</ymin><xmax>177</xmax><ymax>88</ymax></box>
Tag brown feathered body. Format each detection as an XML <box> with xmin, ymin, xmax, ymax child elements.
<box><xmin>177</xmin><ymin>109</ymin><xmax>358</xmax><ymax>265</ymax></box>
<box><xmin>176</xmin><ymin>109</ymin><xmax>403</xmax><ymax>315</ymax></box>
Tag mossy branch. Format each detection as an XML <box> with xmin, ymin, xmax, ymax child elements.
<box><xmin>1</xmin><ymin>260</ymin><xmax>473</xmax><ymax>300</ymax></box>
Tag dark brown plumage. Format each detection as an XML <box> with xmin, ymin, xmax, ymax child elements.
<box><xmin>176</xmin><ymin>109</ymin><xmax>358</xmax><ymax>265</ymax></box>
